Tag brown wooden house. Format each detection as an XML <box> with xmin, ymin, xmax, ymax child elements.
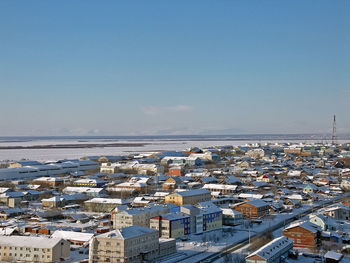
<box><xmin>283</xmin><ymin>221</ymin><xmax>321</xmax><ymax>249</ymax></box>
<box><xmin>234</xmin><ymin>200</ymin><xmax>270</xmax><ymax>219</ymax></box>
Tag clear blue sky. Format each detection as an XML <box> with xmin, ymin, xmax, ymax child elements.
<box><xmin>0</xmin><ymin>1</ymin><xmax>349</xmax><ymax>136</ymax></box>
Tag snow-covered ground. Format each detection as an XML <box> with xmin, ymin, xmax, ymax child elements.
<box><xmin>1</xmin><ymin>138</ymin><xmax>347</xmax><ymax>162</ymax></box>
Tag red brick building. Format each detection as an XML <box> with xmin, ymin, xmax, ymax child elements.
<box><xmin>283</xmin><ymin>221</ymin><xmax>321</xmax><ymax>249</ymax></box>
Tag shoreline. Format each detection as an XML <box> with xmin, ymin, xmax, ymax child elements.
<box><xmin>0</xmin><ymin>142</ymin><xmax>148</xmax><ymax>150</ymax></box>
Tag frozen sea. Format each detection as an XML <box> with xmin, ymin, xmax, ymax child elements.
<box><xmin>0</xmin><ymin>135</ymin><xmax>348</xmax><ymax>162</ymax></box>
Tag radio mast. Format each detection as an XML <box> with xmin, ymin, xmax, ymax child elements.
<box><xmin>332</xmin><ymin>115</ymin><xmax>337</xmax><ymax>145</ymax></box>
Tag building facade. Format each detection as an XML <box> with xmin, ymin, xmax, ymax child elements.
<box><xmin>0</xmin><ymin>236</ymin><xmax>70</xmax><ymax>263</ymax></box>
<box><xmin>165</xmin><ymin>189</ymin><xmax>211</xmax><ymax>206</ymax></box>
<box><xmin>89</xmin><ymin>226</ymin><xmax>159</xmax><ymax>263</ymax></box>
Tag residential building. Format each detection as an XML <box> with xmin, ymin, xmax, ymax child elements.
<box><xmin>41</xmin><ymin>194</ymin><xmax>88</xmax><ymax>208</ymax></box>
<box><xmin>85</xmin><ymin>198</ymin><xmax>130</xmax><ymax>213</ymax></box>
<box><xmin>63</xmin><ymin>187</ymin><xmax>106</xmax><ymax>198</ymax></box>
<box><xmin>73</xmin><ymin>179</ymin><xmax>107</xmax><ymax>188</ymax></box>
<box><xmin>221</xmin><ymin>208</ymin><xmax>243</xmax><ymax>226</ymax></box>
<box><xmin>234</xmin><ymin>200</ymin><xmax>270</xmax><ymax>219</ymax></box>
<box><xmin>162</xmin><ymin>176</ymin><xmax>184</xmax><ymax>190</ymax></box>
<box><xmin>33</xmin><ymin>177</ymin><xmax>64</xmax><ymax>187</ymax></box>
<box><xmin>283</xmin><ymin>221</ymin><xmax>321</xmax><ymax>249</ymax></box>
<box><xmin>89</xmin><ymin>226</ymin><xmax>160</xmax><ymax>263</ymax></box>
<box><xmin>246</xmin><ymin>236</ymin><xmax>293</xmax><ymax>263</ymax></box>
<box><xmin>168</xmin><ymin>166</ymin><xmax>184</xmax><ymax>177</ymax></box>
<box><xmin>113</xmin><ymin>205</ymin><xmax>170</xmax><ymax>229</ymax></box>
<box><xmin>325</xmin><ymin>205</ymin><xmax>350</xmax><ymax>220</ymax></box>
<box><xmin>202</xmin><ymin>184</ymin><xmax>237</xmax><ymax>195</ymax></box>
<box><xmin>0</xmin><ymin>236</ymin><xmax>70</xmax><ymax>262</ymax></box>
<box><xmin>165</xmin><ymin>189</ymin><xmax>211</xmax><ymax>206</ymax></box>
<box><xmin>150</xmin><ymin>213</ymin><xmax>191</xmax><ymax>239</ymax></box>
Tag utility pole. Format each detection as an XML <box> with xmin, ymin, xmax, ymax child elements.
<box><xmin>248</xmin><ymin>229</ymin><xmax>251</xmax><ymax>245</ymax></box>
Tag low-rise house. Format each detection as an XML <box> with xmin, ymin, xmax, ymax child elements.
<box><xmin>85</xmin><ymin>198</ymin><xmax>130</xmax><ymax>213</ymax></box>
<box><xmin>63</xmin><ymin>187</ymin><xmax>106</xmax><ymax>198</ymax></box>
<box><xmin>303</xmin><ymin>184</ymin><xmax>318</xmax><ymax>194</ymax></box>
<box><xmin>132</xmin><ymin>197</ymin><xmax>151</xmax><ymax>207</ymax></box>
<box><xmin>112</xmin><ymin>177</ymin><xmax>153</xmax><ymax>194</ymax></box>
<box><xmin>246</xmin><ymin>236</ymin><xmax>293</xmax><ymax>263</ymax></box>
<box><xmin>283</xmin><ymin>221</ymin><xmax>321</xmax><ymax>249</ymax></box>
<box><xmin>100</xmin><ymin>162</ymin><xmax>119</xmax><ymax>174</ymax></box>
<box><xmin>234</xmin><ymin>200</ymin><xmax>270</xmax><ymax>219</ymax></box>
<box><xmin>257</xmin><ymin>174</ymin><xmax>275</xmax><ymax>183</ymax></box>
<box><xmin>32</xmin><ymin>177</ymin><xmax>64</xmax><ymax>188</ymax></box>
<box><xmin>224</xmin><ymin>175</ymin><xmax>242</xmax><ymax>185</ymax></box>
<box><xmin>41</xmin><ymin>194</ymin><xmax>88</xmax><ymax>208</ymax></box>
<box><xmin>168</xmin><ymin>166</ymin><xmax>184</xmax><ymax>177</ymax></box>
<box><xmin>0</xmin><ymin>236</ymin><xmax>70</xmax><ymax>262</ymax></box>
<box><xmin>51</xmin><ymin>230</ymin><xmax>94</xmax><ymax>246</ymax></box>
<box><xmin>0</xmin><ymin>208</ymin><xmax>24</xmax><ymax>220</ymax></box>
<box><xmin>325</xmin><ymin>205</ymin><xmax>350</xmax><ymax>220</ymax></box>
<box><xmin>202</xmin><ymin>184</ymin><xmax>237</xmax><ymax>195</ymax></box>
<box><xmin>66</xmin><ymin>213</ymin><xmax>90</xmax><ymax>224</ymax></box>
<box><xmin>162</xmin><ymin>177</ymin><xmax>184</xmax><ymax>190</ymax></box>
<box><xmin>309</xmin><ymin>214</ymin><xmax>329</xmax><ymax>231</ymax></box>
<box><xmin>238</xmin><ymin>193</ymin><xmax>264</xmax><ymax>200</ymax></box>
<box><xmin>73</xmin><ymin>178</ymin><xmax>107</xmax><ymax>188</ymax></box>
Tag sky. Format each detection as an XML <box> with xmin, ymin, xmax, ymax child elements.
<box><xmin>0</xmin><ymin>1</ymin><xmax>349</xmax><ymax>136</ymax></box>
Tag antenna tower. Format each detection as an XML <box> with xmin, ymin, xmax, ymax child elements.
<box><xmin>332</xmin><ymin>115</ymin><xmax>337</xmax><ymax>145</ymax></box>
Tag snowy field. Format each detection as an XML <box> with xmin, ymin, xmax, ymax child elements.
<box><xmin>0</xmin><ymin>138</ymin><xmax>347</xmax><ymax>162</ymax></box>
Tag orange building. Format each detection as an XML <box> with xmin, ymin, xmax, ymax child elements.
<box><xmin>169</xmin><ymin>167</ymin><xmax>184</xmax><ymax>177</ymax></box>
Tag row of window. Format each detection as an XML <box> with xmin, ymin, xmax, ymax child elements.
<box><xmin>0</xmin><ymin>252</ymin><xmax>50</xmax><ymax>259</ymax></box>
<box><xmin>0</xmin><ymin>246</ymin><xmax>50</xmax><ymax>252</ymax></box>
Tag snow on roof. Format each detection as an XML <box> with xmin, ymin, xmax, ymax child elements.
<box><xmin>85</xmin><ymin>198</ymin><xmax>130</xmax><ymax>204</ymax></box>
<box><xmin>51</xmin><ymin>230</ymin><xmax>94</xmax><ymax>242</ymax></box>
<box><xmin>98</xmin><ymin>225</ymin><xmax>157</xmax><ymax>239</ymax></box>
<box><xmin>238</xmin><ymin>193</ymin><xmax>264</xmax><ymax>199</ymax></box>
<box><xmin>63</xmin><ymin>187</ymin><xmax>104</xmax><ymax>193</ymax></box>
<box><xmin>221</xmin><ymin>208</ymin><xmax>242</xmax><ymax>216</ymax></box>
<box><xmin>160</xmin><ymin>212</ymin><xmax>190</xmax><ymax>221</ymax></box>
<box><xmin>285</xmin><ymin>221</ymin><xmax>321</xmax><ymax>233</ymax></box>
<box><xmin>202</xmin><ymin>184</ymin><xmax>237</xmax><ymax>190</ymax></box>
<box><xmin>173</xmin><ymin>189</ymin><xmax>210</xmax><ymax>197</ymax></box>
<box><xmin>0</xmin><ymin>227</ymin><xmax>16</xmax><ymax>236</ymax></box>
<box><xmin>34</xmin><ymin>177</ymin><xmax>63</xmax><ymax>182</ymax></box>
<box><xmin>324</xmin><ymin>251</ymin><xmax>343</xmax><ymax>260</ymax></box>
<box><xmin>0</xmin><ymin>187</ymin><xmax>10</xmax><ymax>194</ymax></box>
<box><xmin>0</xmin><ymin>236</ymin><xmax>64</xmax><ymax>248</ymax></box>
<box><xmin>154</xmin><ymin>192</ymin><xmax>169</xmax><ymax>197</ymax></box>
<box><xmin>247</xmin><ymin>236</ymin><xmax>293</xmax><ymax>260</ymax></box>
<box><xmin>247</xmin><ymin>199</ymin><xmax>269</xmax><ymax>208</ymax></box>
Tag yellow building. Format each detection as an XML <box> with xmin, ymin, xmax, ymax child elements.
<box><xmin>89</xmin><ymin>226</ymin><xmax>160</xmax><ymax>263</ymax></box>
<box><xmin>0</xmin><ymin>236</ymin><xmax>70</xmax><ymax>262</ymax></box>
<box><xmin>165</xmin><ymin>189</ymin><xmax>211</xmax><ymax>206</ymax></box>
